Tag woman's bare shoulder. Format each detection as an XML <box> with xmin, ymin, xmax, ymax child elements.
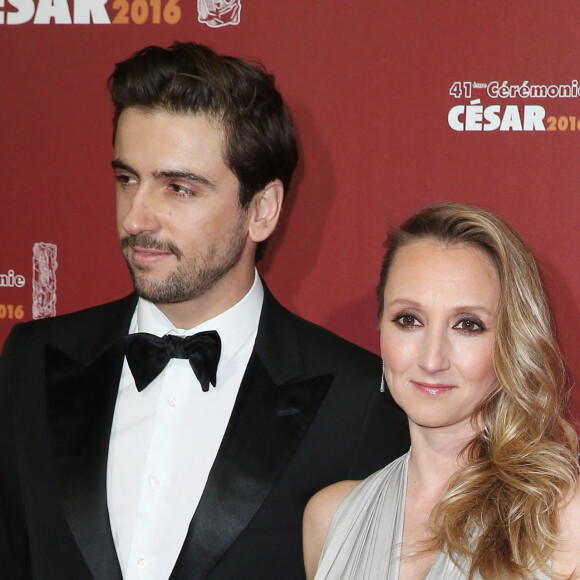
<box><xmin>304</xmin><ymin>480</ymin><xmax>361</xmax><ymax>537</ymax></box>
<box><xmin>553</xmin><ymin>482</ymin><xmax>580</xmax><ymax>578</ymax></box>
<box><xmin>302</xmin><ymin>480</ymin><xmax>360</xmax><ymax>580</ymax></box>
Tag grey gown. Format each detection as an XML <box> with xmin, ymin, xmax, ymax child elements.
<box><xmin>314</xmin><ymin>452</ymin><xmax>550</xmax><ymax>579</ymax></box>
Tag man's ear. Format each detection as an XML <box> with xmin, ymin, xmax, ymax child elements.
<box><xmin>248</xmin><ymin>180</ymin><xmax>284</xmax><ymax>243</ymax></box>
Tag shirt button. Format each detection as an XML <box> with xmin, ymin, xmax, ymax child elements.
<box><xmin>150</xmin><ymin>475</ymin><xmax>160</xmax><ymax>488</ymax></box>
<box><xmin>137</xmin><ymin>558</ymin><xmax>147</xmax><ymax>569</ymax></box>
<box><xmin>168</xmin><ymin>396</ymin><xmax>177</xmax><ymax>407</ymax></box>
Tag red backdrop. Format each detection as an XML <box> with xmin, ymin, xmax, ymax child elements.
<box><xmin>2</xmin><ymin>1</ymin><xmax>580</xmax><ymax>420</ymax></box>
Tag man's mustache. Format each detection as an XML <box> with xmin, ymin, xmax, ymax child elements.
<box><xmin>120</xmin><ymin>235</ymin><xmax>183</xmax><ymax>260</ymax></box>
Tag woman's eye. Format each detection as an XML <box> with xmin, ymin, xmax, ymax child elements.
<box><xmin>394</xmin><ymin>314</ymin><xmax>420</xmax><ymax>328</ymax></box>
<box><xmin>454</xmin><ymin>319</ymin><xmax>483</xmax><ymax>332</ymax></box>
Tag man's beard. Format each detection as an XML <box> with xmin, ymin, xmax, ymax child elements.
<box><xmin>120</xmin><ymin>218</ymin><xmax>247</xmax><ymax>305</ymax></box>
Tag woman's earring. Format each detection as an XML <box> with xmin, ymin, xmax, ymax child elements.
<box><xmin>380</xmin><ymin>361</ymin><xmax>386</xmax><ymax>393</ymax></box>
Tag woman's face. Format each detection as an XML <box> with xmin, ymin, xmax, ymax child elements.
<box><xmin>380</xmin><ymin>238</ymin><xmax>500</xmax><ymax>434</ymax></box>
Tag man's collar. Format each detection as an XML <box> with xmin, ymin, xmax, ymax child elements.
<box><xmin>133</xmin><ymin>270</ymin><xmax>264</xmax><ymax>366</ymax></box>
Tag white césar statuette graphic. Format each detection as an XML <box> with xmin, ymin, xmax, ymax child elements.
<box><xmin>32</xmin><ymin>242</ymin><xmax>58</xmax><ymax>319</ymax></box>
<box><xmin>197</xmin><ymin>0</ymin><xmax>240</xmax><ymax>27</ymax></box>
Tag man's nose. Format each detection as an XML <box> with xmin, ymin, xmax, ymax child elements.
<box><xmin>119</xmin><ymin>187</ymin><xmax>161</xmax><ymax>236</ymax></box>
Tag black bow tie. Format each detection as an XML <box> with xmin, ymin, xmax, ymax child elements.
<box><xmin>122</xmin><ymin>331</ymin><xmax>222</xmax><ymax>392</ymax></box>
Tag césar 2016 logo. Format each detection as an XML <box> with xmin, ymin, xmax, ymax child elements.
<box><xmin>0</xmin><ymin>0</ymin><xmax>181</xmax><ymax>24</ymax></box>
<box><xmin>448</xmin><ymin>99</ymin><xmax>546</xmax><ymax>132</ymax></box>
<box><xmin>447</xmin><ymin>80</ymin><xmax>580</xmax><ymax>132</ymax></box>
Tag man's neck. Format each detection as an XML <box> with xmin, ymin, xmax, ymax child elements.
<box><xmin>155</xmin><ymin>269</ymin><xmax>257</xmax><ymax>329</ymax></box>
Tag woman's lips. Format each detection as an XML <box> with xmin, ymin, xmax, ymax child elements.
<box><xmin>411</xmin><ymin>381</ymin><xmax>456</xmax><ymax>396</ymax></box>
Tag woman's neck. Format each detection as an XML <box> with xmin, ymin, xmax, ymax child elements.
<box><xmin>407</xmin><ymin>419</ymin><xmax>477</xmax><ymax>491</ymax></box>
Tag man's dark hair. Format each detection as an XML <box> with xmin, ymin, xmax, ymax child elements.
<box><xmin>108</xmin><ymin>41</ymin><xmax>298</xmax><ymax>260</ymax></box>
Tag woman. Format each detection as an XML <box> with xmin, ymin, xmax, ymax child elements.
<box><xmin>304</xmin><ymin>203</ymin><xmax>580</xmax><ymax>579</ymax></box>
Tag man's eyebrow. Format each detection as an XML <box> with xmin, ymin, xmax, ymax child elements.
<box><xmin>154</xmin><ymin>169</ymin><xmax>217</xmax><ymax>189</ymax></box>
<box><xmin>111</xmin><ymin>159</ymin><xmax>136</xmax><ymax>174</ymax></box>
<box><xmin>111</xmin><ymin>162</ymin><xmax>217</xmax><ymax>189</ymax></box>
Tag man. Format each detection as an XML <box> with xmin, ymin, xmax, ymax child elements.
<box><xmin>0</xmin><ymin>42</ymin><xmax>409</xmax><ymax>580</ymax></box>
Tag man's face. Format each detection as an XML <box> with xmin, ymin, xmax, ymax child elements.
<box><xmin>114</xmin><ymin>108</ymin><xmax>251</xmax><ymax>309</ymax></box>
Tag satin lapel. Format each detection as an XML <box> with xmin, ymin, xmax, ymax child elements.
<box><xmin>45</xmin><ymin>341</ymin><xmax>124</xmax><ymax>580</ymax></box>
<box><xmin>170</xmin><ymin>353</ymin><xmax>333</xmax><ymax>580</ymax></box>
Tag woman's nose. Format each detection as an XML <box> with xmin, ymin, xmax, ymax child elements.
<box><xmin>418</xmin><ymin>327</ymin><xmax>450</xmax><ymax>374</ymax></box>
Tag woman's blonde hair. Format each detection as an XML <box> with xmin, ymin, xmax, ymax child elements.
<box><xmin>377</xmin><ymin>202</ymin><xmax>579</xmax><ymax>579</ymax></box>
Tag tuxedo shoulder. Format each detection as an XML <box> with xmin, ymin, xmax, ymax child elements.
<box><xmin>9</xmin><ymin>294</ymin><xmax>135</xmax><ymax>334</ymax></box>
<box><xmin>3</xmin><ymin>294</ymin><xmax>137</xmax><ymax>354</ymax></box>
<box><xmin>285</xmin><ymin>309</ymin><xmax>381</xmax><ymax>376</ymax></box>
<box><xmin>292</xmin><ymin>312</ymin><xmax>378</xmax><ymax>357</ymax></box>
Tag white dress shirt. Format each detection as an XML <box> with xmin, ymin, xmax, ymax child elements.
<box><xmin>107</xmin><ymin>272</ymin><xmax>264</xmax><ymax>580</ymax></box>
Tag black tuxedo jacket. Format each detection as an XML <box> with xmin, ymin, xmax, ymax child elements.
<box><xmin>0</xmin><ymin>287</ymin><xmax>409</xmax><ymax>580</ymax></box>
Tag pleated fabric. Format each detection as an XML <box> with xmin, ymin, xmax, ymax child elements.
<box><xmin>314</xmin><ymin>452</ymin><xmax>550</xmax><ymax>580</ymax></box>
